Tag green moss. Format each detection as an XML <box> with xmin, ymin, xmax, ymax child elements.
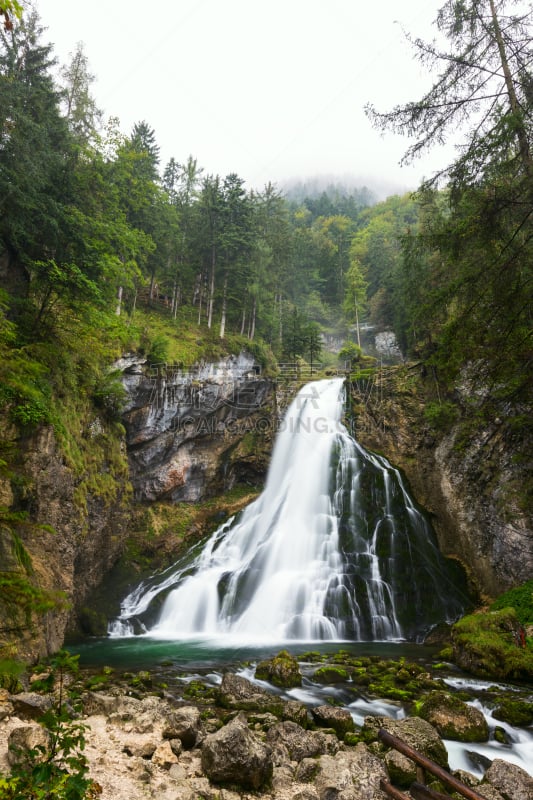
<box><xmin>312</xmin><ymin>665</ymin><xmax>351</xmax><ymax>684</ymax></box>
<box><xmin>451</xmin><ymin>608</ymin><xmax>533</xmax><ymax>680</ymax></box>
<box><xmin>0</xmin><ymin>659</ymin><xmax>25</xmax><ymax>692</ymax></box>
<box><xmin>418</xmin><ymin>691</ymin><xmax>489</xmax><ymax>742</ymax></box>
<box><xmin>344</xmin><ymin>732</ymin><xmax>363</xmax><ymax>746</ymax></box>
<box><xmin>255</xmin><ymin>650</ymin><xmax>302</xmax><ymax>688</ymax></box>
<box><xmin>183</xmin><ymin>680</ymin><xmax>217</xmax><ymax>702</ymax></box>
<box><xmin>490</xmin><ymin>580</ymin><xmax>533</xmax><ymax>627</ymax></box>
<box><xmin>493</xmin><ymin>698</ymin><xmax>533</xmax><ymax>726</ymax></box>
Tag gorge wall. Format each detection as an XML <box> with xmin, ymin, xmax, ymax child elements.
<box><xmin>120</xmin><ymin>352</ymin><xmax>275</xmax><ymax>504</ymax></box>
<box><xmin>3</xmin><ymin>352</ymin><xmax>531</xmax><ymax>660</ymax></box>
<box><xmin>350</xmin><ymin>367</ymin><xmax>533</xmax><ymax>599</ymax></box>
<box><xmin>0</xmin><ymin>351</ymin><xmax>277</xmax><ymax>659</ymax></box>
<box><xmin>0</xmin><ymin>414</ymin><xmax>131</xmax><ymax>660</ymax></box>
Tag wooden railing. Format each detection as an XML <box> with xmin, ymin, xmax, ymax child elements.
<box><xmin>378</xmin><ymin>729</ymin><xmax>487</xmax><ymax>800</ymax></box>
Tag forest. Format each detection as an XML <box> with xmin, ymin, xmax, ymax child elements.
<box><xmin>1</xmin><ymin>3</ymin><xmax>531</xmax><ymax>439</ymax></box>
<box><xmin>0</xmin><ymin>2</ymin><xmax>532</xmax><ymax>797</ymax></box>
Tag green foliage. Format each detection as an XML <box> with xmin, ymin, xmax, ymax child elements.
<box><xmin>423</xmin><ymin>400</ymin><xmax>459</xmax><ymax>431</ymax></box>
<box><xmin>0</xmin><ymin>658</ymin><xmax>24</xmax><ymax>692</ymax></box>
<box><xmin>92</xmin><ymin>370</ymin><xmax>126</xmax><ymax>421</ymax></box>
<box><xmin>490</xmin><ymin>580</ymin><xmax>533</xmax><ymax>628</ymax></box>
<box><xmin>451</xmin><ymin>608</ymin><xmax>533</xmax><ymax>681</ymax></box>
<box><xmin>338</xmin><ymin>341</ymin><xmax>362</xmax><ymax>367</ymax></box>
<box><xmin>362</xmin><ymin>1</ymin><xmax>533</xmax><ymax>453</ymax></box>
<box><xmin>0</xmin><ymin>650</ymin><xmax>98</xmax><ymax>800</ymax></box>
<box><xmin>147</xmin><ymin>333</ymin><xmax>169</xmax><ymax>364</ymax></box>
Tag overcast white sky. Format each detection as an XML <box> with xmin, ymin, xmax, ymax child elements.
<box><xmin>34</xmin><ymin>0</ymin><xmax>449</xmax><ymax>197</ymax></box>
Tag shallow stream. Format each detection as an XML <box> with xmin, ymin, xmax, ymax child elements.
<box><xmin>73</xmin><ymin>637</ymin><xmax>533</xmax><ymax>779</ymax></box>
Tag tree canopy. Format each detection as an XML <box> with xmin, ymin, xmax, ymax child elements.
<box><xmin>366</xmin><ymin>0</ymin><xmax>533</xmax><ymax>413</ymax></box>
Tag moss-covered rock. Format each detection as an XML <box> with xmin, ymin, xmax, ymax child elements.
<box><xmin>417</xmin><ymin>691</ymin><xmax>489</xmax><ymax>742</ymax></box>
<box><xmin>362</xmin><ymin>715</ymin><xmax>449</xmax><ymax>770</ymax></box>
<box><xmin>384</xmin><ymin>748</ymin><xmax>417</xmax><ymax>788</ymax></box>
<box><xmin>255</xmin><ymin>650</ymin><xmax>302</xmax><ymax>689</ymax></box>
<box><xmin>493</xmin><ymin>697</ymin><xmax>533</xmax><ymax>726</ymax></box>
<box><xmin>217</xmin><ymin>672</ymin><xmax>284</xmax><ymax>716</ymax></box>
<box><xmin>451</xmin><ymin>608</ymin><xmax>533</xmax><ymax>681</ymax></box>
<box><xmin>312</xmin><ymin>665</ymin><xmax>351</xmax><ymax>684</ymax></box>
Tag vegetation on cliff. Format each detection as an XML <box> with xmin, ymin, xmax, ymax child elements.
<box><xmin>432</xmin><ymin>580</ymin><xmax>533</xmax><ymax>682</ymax></box>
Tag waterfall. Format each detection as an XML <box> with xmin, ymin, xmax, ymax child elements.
<box><xmin>109</xmin><ymin>378</ymin><xmax>467</xmax><ymax>642</ymax></box>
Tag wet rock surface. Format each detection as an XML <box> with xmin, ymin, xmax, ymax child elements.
<box><xmin>418</xmin><ymin>691</ymin><xmax>490</xmax><ymax>742</ymax></box>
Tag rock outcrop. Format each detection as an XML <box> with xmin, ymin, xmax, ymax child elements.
<box><xmin>0</xmin><ymin>350</ymin><xmax>276</xmax><ymax>658</ymax></box>
<box><xmin>0</xmin><ymin>415</ymin><xmax>131</xmax><ymax>660</ymax></box>
<box><xmin>120</xmin><ymin>352</ymin><xmax>275</xmax><ymax>503</ymax></box>
<box><xmin>351</xmin><ymin>366</ymin><xmax>533</xmax><ymax>597</ymax></box>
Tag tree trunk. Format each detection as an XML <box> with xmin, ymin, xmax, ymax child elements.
<box><xmin>173</xmin><ymin>283</ymin><xmax>181</xmax><ymax>320</ymax></box>
<box><xmin>249</xmin><ymin>297</ymin><xmax>256</xmax><ymax>340</ymax></box>
<box><xmin>355</xmin><ymin>303</ymin><xmax>361</xmax><ymax>348</ymax></box>
<box><xmin>192</xmin><ymin>271</ymin><xmax>201</xmax><ymax>306</ymax></box>
<box><xmin>219</xmin><ymin>274</ymin><xmax>228</xmax><ymax>339</ymax></box>
<box><xmin>197</xmin><ymin>271</ymin><xmax>204</xmax><ymax>325</ymax></box>
<box><xmin>207</xmin><ymin>244</ymin><xmax>216</xmax><ymax>329</ymax></box>
<box><xmin>488</xmin><ymin>0</ymin><xmax>532</xmax><ymax>175</ymax></box>
<box><xmin>148</xmin><ymin>272</ymin><xmax>156</xmax><ymax>302</ymax></box>
<box><xmin>116</xmin><ymin>285</ymin><xmax>123</xmax><ymax>316</ymax></box>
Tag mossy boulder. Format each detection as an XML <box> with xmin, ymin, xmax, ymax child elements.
<box><xmin>417</xmin><ymin>691</ymin><xmax>489</xmax><ymax>742</ymax></box>
<box><xmin>451</xmin><ymin>608</ymin><xmax>533</xmax><ymax>681</ymax></box>
<box><xmin>493</xmin><ymin>697</ymin><xmax>533</xmax><ymax>726</ymax></box>
<box><xmin>312</xmin><ymin>665</ymin><xmax>351</xmax><ymax>684</ymax></box>
<box><xmin>255</xmin><ymin>650</ymin><xmax>302</xmax><ymax>689</ymax></box>
<box><xmin>384</xmin><ymin>748</ymin><xmax>417</xmax><ymax>788</ymax></box>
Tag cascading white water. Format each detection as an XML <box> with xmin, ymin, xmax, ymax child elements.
<box><xmin>109</xmin><ymin>378</ymin><xmax>467</xmax><ymax>642</ymax></box>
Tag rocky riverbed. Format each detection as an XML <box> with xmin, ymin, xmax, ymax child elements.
<box><xmin>1</xmin><ymin>650</ymin><xmax>532</xmax><ymax>800</ymax></box>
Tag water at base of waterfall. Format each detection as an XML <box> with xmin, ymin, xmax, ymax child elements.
<box><xmin>108</xmin><ymin>378</ymin><xmax>469</xmax><ymax>643</ymax></box>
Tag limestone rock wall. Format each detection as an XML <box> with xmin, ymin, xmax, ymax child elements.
<box><xmin>0</xmin><ymin>420</ymin><xmax>131</xmax><ymax>660</ymax></box>
<box><xmin>351</xmin><ymin>370</ymin><xmax>533</xmax><ymax>598</ymax></box>
<box><xmin>120</xmin><ymin>353</ymin><xmax>275</xmax><ymax>503</ymax></box>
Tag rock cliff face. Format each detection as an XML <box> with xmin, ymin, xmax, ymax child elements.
<box><xmin>0</xmin><ymin>417</ymin><xmax>131</xmax><ymax>660</ymax></box>
<box><xmin>1</xmin><ymin>351</ymin><xmax>276</xmax><ymax>658</ymax></box>
<box><xmin>119</xmin><ymin>352</ymin><xmax>275</xmax><ymax>503</ymax></box>
<box><xmin>351</xmin><ymin>369</ymin><xmax>532</xmax><ymax>598</ymax></box>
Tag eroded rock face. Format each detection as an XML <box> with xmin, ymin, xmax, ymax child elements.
<box><xmin>363</xmin><ymin>715</ymin><xmax>449</xmax><ymax>769</ymax></box>
<box><xmin>311</xmin><ymin>705</ymin><xmax>356</xmax><ymax>738</ymax></box>
<box><xmin>265</xmin><ymin>721</ymin><xmax>327</xmax><ymax>762</ymax></box>
<box><xmin>0</xmin><ymin>418</ymin><xmax>131</xmax><ymax>659</ymax></box>
<box><xmin>314</xmin><ymin>744</ymin><xmax>389</xmax><ymax>800</ymax></box>
<box><xmin>120</xmin><ymin>353</ymin><xmax>275</xmax><ymax>503</ymax></box>
<box><xmin>162</xmin><ymin>706</ymin><xmax>204</xmax><ymax>748</ymax></box>
<box><xmin>483</xmin><ymin>759</ymin><xmax>533</xmax><ymax>800</ymax></box>
<box><xmin>352</xmin><ymin>370</ymin><xmax>533</xmax><ymax>597</ymax></box>
<box><xmin>217</xmin><ymin>672</ymin><xmax>284</xmax><ymax>715</ymax></box>
<box><xmin>201</xmin><ymin>713</ymin><xmax>274</xmax><ymax>790</ymax></box>
<box><xmin>7</xmin><ymin>724</ymin><xmax>51</xmax><ymax>766</ymax></box>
